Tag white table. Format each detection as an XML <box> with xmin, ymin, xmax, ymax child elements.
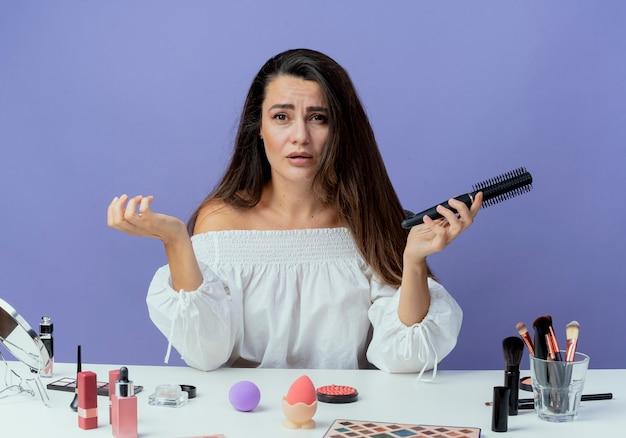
<box><xmin>0</xmin><ymin>362</ymin><xmax>623</xmax><ymax>437</ymax></box>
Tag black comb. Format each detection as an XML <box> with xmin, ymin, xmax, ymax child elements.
<box><xmin>401</xmin><ymin>167</ymin><xmax>533</xmax><ymax>229</ymax></box>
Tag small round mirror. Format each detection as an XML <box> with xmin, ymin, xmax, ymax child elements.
<box><xmin>0</xmin><ymin>298</ymin><xmax>50</xmax><ymax>372</ymax></box>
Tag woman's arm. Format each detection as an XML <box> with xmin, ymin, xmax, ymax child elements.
<box><xmin>108</xmin><ymin>194</ymin><xmax>202</xmax><ymax>291</ymax></box>
<box><xmin>366</xmin><ymin>276</ymin><xmax>462</xmax><ymax>373</ymax></box>
<box><xmin>109</xmin><ymin>194</ymin><xmax>237</xmax><ymax>370</ymax></box>
<box><xmin>398</xmin><ymin>258</ymin><xmax>430</xmax><ymax>325</ymax></box>
<box><xmin>399</xmin><ymin>193</ymin><xmax>482</xmax><ymax>326</ymax></box>
<box><xmin>163</xmin><ymin>229</ymin><xmax>203</xmax><ymax>292</ymax></box>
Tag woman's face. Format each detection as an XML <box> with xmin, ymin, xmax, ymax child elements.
<box><xmin>260</xmin><ymin>74</ymin><xmax>329</xmax><ymax>184</ymax></box>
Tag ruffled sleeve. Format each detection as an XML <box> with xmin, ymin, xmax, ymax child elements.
<box><xmin>146</xmin><ymin>260</ymin><xmax>237</xmax><ymax>371</ymax></box>
<box><xmin>365</xmin><ymin>268</ymin><xmax>463</xmax><ymax>376</ymax></box>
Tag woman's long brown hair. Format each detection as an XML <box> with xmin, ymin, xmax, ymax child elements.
<box><xmin>188</xmin><ymin>49</ymin><xmax>433</xmax><ymax>287</ymax></box>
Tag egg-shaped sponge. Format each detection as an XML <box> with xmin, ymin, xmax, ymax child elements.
<box><xmin>285</xmin><ymin>375</ymin><xmax>316</xmax><ymax>405</ymax></box>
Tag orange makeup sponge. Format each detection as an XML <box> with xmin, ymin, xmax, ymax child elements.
<box><xmin>285</xmin><ymin>375</ymin><xmax>316</xmax><ymax>405</ymax></box>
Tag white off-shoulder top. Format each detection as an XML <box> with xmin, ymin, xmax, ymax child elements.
<box><xmin>146</xmin><ymin>227</ymin><xmax>462</xmax><ymax>376</ymax></box>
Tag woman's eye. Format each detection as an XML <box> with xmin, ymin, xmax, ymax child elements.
<box><xmin>272</xmin><ymin>113</ymin><xmax>288</xmax><ymax>121</ymax></box>
<box><xmin>310</xmin><ymin>113</ymin><xmax>328</xmax><ymax>123</ymax></box>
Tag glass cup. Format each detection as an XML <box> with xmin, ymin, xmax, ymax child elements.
<box><xmin>530</xmin><ymin>351</ymin><xmax>590</xmax><ymax>422</ymax></box>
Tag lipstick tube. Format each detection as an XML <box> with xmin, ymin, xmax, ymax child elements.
<box><xmin>491</xmin><ymin>386</ymin><xmax>509</xmax><ymax>433</ymax></box>
<box><xmin>77</xmin><ymin>371</ymin><xmax>98</xmax><ymax>430</ymax></box>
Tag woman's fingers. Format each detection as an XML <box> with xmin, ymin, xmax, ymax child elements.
<box><xmin>109</xmin><ymin>194</ymin><xmax>141</xmax><ymax>234</ymax></box>
<box><xmin>424</xmin><ymin>215</ymin><xmax>446</xmax><ymax>226</ymax></box>
<box><xmin>448</xmin><ymin>198</ymin><xmax>472</xmax><ymax>227</ymax></box>
<box><xmin>430</xmin><ymin>218</ymin><xmax>449</xmax><ymax>250</ymax></box>
<box><xmin>112</xmin><ymin>194</ymin><xmax>129</xmax><ymax>224</ymax></box>
<box><xmin>470</xmin><ymin>191</ymin><xmax>483</xmax><ymax>217</ymax></box>
<box><xmin>107</xmin><ymin>196</ymin><xmax>118</xmax><ymax>226</ymax></box>
<box><xmin>138</xmin><ymin>195</ymin><xmax>154</xmax><ymax>215</ymax></box>
<box><xmin>412</xmin><ymin>195</ymin><xmax>482</xmax><ymax>258</ymax></box>
<box><xmin>436</xmin><ymin>204</ymin><xmax>462</xmax><ymax>234</ymax></box>
<box><xmin>124</xmin><ymin>195</ymin><xmax>143</xmax><ymax>222</ymax></box>
<box><xmin>421</xmin><ymin>215</ymin><xmax>449</xmax><ymax>250</ymax></box>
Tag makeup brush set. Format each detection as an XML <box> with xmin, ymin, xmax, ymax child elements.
<box><xmin>491</xmin><ymin>317</ymin><xmax>585</xmax><ymax>431</ymax></box>
<box><xmin>490</xmin><ymin>316</ymin><xmax>610</xmax><ymax>430</ymax></box>
<box><xmin>519</xmin><ymin>317</ymin><xmax>584</xmax><ymax>415</ymax></box>
<box><xmin>516</xmin><ymin>317</ymin><xmax>580</xmax><ymax>362</ymax></box>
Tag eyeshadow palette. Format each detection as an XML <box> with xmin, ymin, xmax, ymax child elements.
<box><xmin>323</xmin><ymin>419</ymin><xmax>481</xmax><ymax>438</ymax></box>
<box><xmin>46</xmin><ymin>376</ymin><xmax>143</xmax><ymax>397</ymax></box>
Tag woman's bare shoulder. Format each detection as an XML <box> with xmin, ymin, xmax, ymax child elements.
<box><xmin>193</xmin><ymin>199</ymin><xmax>248</xmax><ymax>234</ymax></box>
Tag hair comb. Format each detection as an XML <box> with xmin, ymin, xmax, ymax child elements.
<box><xmin>401</xmin><ymin>167</ymin><xmax>533</xmax><ymax>229</ymax></box>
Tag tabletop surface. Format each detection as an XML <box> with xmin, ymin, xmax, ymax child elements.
<box><xmin>0</xmin><ymin>362</ymin><xmax>623</xmax><ymax>438</ymax></box>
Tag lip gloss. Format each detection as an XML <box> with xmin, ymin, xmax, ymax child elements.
<box><xmin>77</xmin><ymin>371</ymin><xmax>98</xmax><ymax>430</ymax></box>
<box><xmin>113</xmin><ymin>366</ymin><xmax>137</xmax><ymax>438</ymax></box>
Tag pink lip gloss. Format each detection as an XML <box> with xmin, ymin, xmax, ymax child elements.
<box><xmin>77</xmin><ymin>371</ymin><xmax>98</xmax><ymax>430</ymax></box>
<box><xmin>112</xmin><ymin>366</ymin><xmax>137</xmax><ymax>438</ymax></box>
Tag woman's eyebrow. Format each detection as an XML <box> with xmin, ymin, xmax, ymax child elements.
<box><xmin>268</xmin><ymin>103</ymin><xmax>328</xmax><ymax>112</ymax></box>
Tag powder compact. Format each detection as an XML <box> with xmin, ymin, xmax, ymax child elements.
<box><xmin>317</xmin><ymin>385</ymin><xmax>358</xmax><ymax>403</ymax></box>
<box><xmin>148</xmin><ymin>384</ymin><xmax>189</xmax><ymax>408</ymax></box>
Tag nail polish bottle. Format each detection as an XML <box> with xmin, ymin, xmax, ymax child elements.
<box><xmin>113</xmin><ymin>367</ymin><xmax>137</xmax><ymax>438</ymax></box>
<box><xmin>77</xmin><ymin>371</ymin><xmax>98</xmax><ymax>430</ymax></box>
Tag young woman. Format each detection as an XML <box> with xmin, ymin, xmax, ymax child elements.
<box><xmin>107</xmin><ymin>49</ymin><xmax>482</xmax><ymax>376</ymax></box>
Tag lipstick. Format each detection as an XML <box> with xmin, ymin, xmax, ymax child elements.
<box><xmin>77</xmin><ymin>371</ymin><xmax>98</xmax><ymax>430</ymax></box>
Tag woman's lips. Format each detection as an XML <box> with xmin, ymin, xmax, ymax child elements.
<box><xmin>287</xmin><ymin>156</ymin><xmax>314</xmax><ymax>167</ymax></box>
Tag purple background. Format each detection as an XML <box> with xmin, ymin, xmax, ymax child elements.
<box><xmin>1</xmin><ymin>1</ymin><xmax>624</xmax><ymax>370</ymax></box>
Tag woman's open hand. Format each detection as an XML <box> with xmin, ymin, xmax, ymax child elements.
<box><xmin>107</xmin><ymin>194</ymin><xmax>187</xmax><ymax>245</ymax></box>
<box><xmin>403</xmin><ymin>192</ymin><xmax>483</xmax><ymax>264</ymax></box>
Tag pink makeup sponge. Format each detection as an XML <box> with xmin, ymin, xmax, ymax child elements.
<box><xmin>229</xmin><ymin>380</ymin><xmax>261</xmax><ymax>412</ymax></box>
<box><xmin>285</xmin><ymin>375</ymin><xmax>316</xmax><ymax>405</ymax></box>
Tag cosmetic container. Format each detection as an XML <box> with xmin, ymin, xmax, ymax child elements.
<box><xmin>113</xmin><ymin>367</ymin><xmax>137</xmax><ymax>438</ymax></box>
<box><xmin>39</xmin><ymin>316</ymin><xmax>53</xmax><ymax>377</ymax></box>
<box><xmin>77</xmin><ymin>371</ymin><xmax>97</xmax><ymax>430</ymax></box>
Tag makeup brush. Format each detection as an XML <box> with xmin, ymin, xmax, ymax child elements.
<box><xmin>401</xmin><ymin>167</ymin><xmax>533</xmax><ymax>228</ymax></box>
<box><xmin>548</xmin><ymin>325</ymin><xmax>563</xmax><ymax>361</ymax></box>
<box><xmin>546</xmin><ymin>334</ymin><xmax>556</xmax><ymax>360</ymax></box>
<box><xmin>502</xmin><ymin>336</ymin><xmax>524</xmax><ymax>416</ymax></box>
<box><xmin>543</xmin><ymin>314</ymin><xmax>564</xmax><ymax>361</ymax></box>
<box><xmin>532</xmin><ymin>316</ymin><xmax>551</xmax><ymax>360</ymax></box>
<box><xmin>565</xmin><ymin>321</ymin><xmax>580</xmax><ymax>362</ymax></box>
<box><xmin>484</xmin><ymin>392</ymin><xmax>613</xmax><ymax>407</ymax></box>
<box><xmin>70</xmin><ymin>344</ymin><xmax>81</xmax><ymax>412</ymax></box>
<box><xmin>515</xmin><ymin>322</ymin><xmax>535</xmax><ymax>356</ymax></box>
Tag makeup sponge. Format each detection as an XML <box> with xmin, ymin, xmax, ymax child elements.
<box><xmin>229</xmin><ymin>381</ymin><xmax>261</xmax><ymax>412</ymax></box>
<box><xmin>285</xmin><ymin>375</ymin><xmax>316</xmax><ymax>405</ymax></box>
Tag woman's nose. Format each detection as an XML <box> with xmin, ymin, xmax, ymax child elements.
<box><xmin>289</xmin><ymin>118</ymin><xmax>309</xmax><ymax>145</ymax></box>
